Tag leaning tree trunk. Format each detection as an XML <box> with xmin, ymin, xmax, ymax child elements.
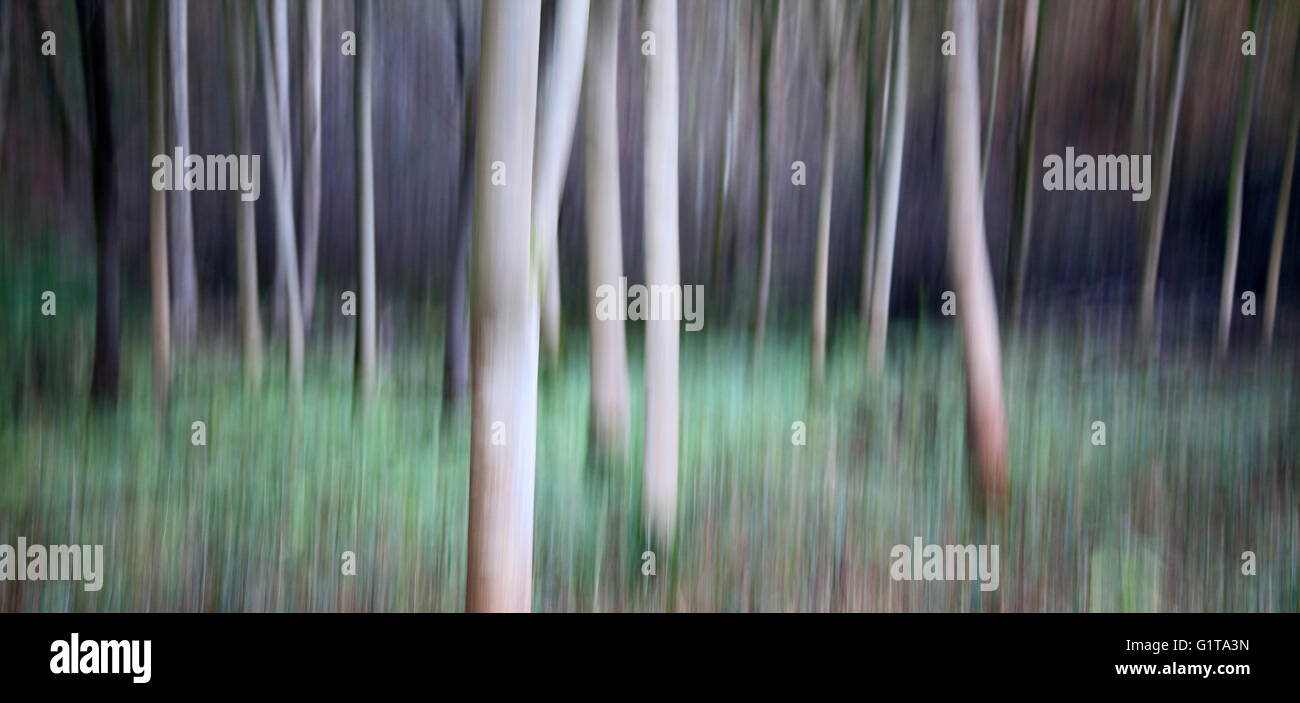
<box><xmin>750</xmin><ymin>0</ymin><xmax>778</xmax><ymax>366</ymax></box>
<box><xmin>77</xmin><ymin>0</ymin><xmax>120</xmax><ymax>405</ymax></box>
<box><xmin>535</xmin><ymin>0</ymin><xmax>590</xmax><ymax>368</ymax></box>
<box><xmin>1138</xmin><ymin>0</ymin><xmax>1192</xmax><ymax>348</ymax></box>
<box><xmin>168</xmin><ymin>0</ymin><xmax>198</xmax><ymax>348</ymax></box>
<box><xmin>148</xmin><ymin>0</ymin><xmax>171</xmax><ymax>409</ymax></box>
<box><xmin>810</xmin><ymin>1</ymin><xmax>843</xmax><ymax>391</ymax></box>
<box><xmin>354</xmin><ymin>0</ymin><xmax>377</xmax><ymax>405</ymax></box>
<box><xmin>867</xmin><ymin>0</ymin><xmax>909</xmax><ymax>372</ymax></box>
<box><xmin>465</xmin><ymin>0</ymin><xmax>542</xmax><ymax>613</ymax></box>
<box><xmin>945</xmin><ymin>0</ymin><xmax>1010</xmax><ymax>510</ymax></box>
<box><xmin>256</xmin><ymin>0</ymin><xmax>304</xmax><ymax>399</ymax></box>
<box><xmin>1217</xmin><ymin>0</ymin><xmax>1263</xmax><ymax>356</ymax></box>
<box><xmin>1008</xmin><ymin>0</ymin><xmax>1041</xmax><ymax>326</ymax></box>
<box><xmin>1264</xmin><ymin>39</ymin><xmax>1300</xmax><ymax>350</ymax></box>
<box><xmin>226</xmin><ymin>0</ymin><xmax>262</xmax><ymax>388</ymax></box>
<box><xmin>583</xmin><ymin>0</ymin><xmax>631</xmax><ymax>454</ymax></box>
<box><xmin>299</xmin><ymin>0</ymin><xmax>322</xmax><ymax>340</ymax></box>
<box><xmin>642</xmin><ymin>0</ymin><xmax>681</xmax><ymax>544</ymax></box>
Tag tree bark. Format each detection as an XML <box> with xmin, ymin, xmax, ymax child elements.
<box><xmin>1264</xmin><ymin>40</ymin><xmax>1300</xmax><ymax>350</ymax></box>
<box><xmin>354</xmin><ymin>0</ymin><xmax>377</xmax><ymax>405</ymax></box>
<box><xmin>751</xmin><ymin>0</ymin><xmax>779</xmax><ymax>366</ymax></box>
<box><xmin>77</xmin><ymin>0</ymin><xmax>120</xmax><ymax>405</ymax></box>
<box><xmin>945</xmin><ymin>0</ymin><xmax>1009</xmax><ymax>510</ymax></box>
<box><xmin>226</xmin><ymin>0</ymin><xmax>262</xmax><ymax>388</ymax></box>
<box><xmin>867</xmin><ymin>0</ymin><xmax>908</xmax><ymax>372</ymax></box>
<box><xmin>149</xmin><ymin>0</ymin><xmax>171</xmax><ymax>408</ymax></box>
<box><xmin>583</xmin><ymin>0</ymin><xmax>630</xmax><ymax>454</ymax></box>
<box><xmin>465</xmin><ymin>0</ymin><xmax>542</xmax><ymax>613</ymax></box>
<box><xmin>169</xmin><ymin>0</ymin><xmax>198</xmax><ymax>348</ymax></box>
<box><xmin>811</xmin><ymin>1</ymin><xmax>843</xmax><ymax>391</ymax></box>
<box><xmin>300</xmin><ymin>0</ymin><xmax>322</xmax><ymax>340</ymax></box>
<box><xmin>1138</xmin><ymin>0</ymin><xmax>1192</xmax><ymax>348</ymax></box>
<box><xmin>642</xmin><ymin>0</ymin><xmax>681</xmax><ymax>544</ymax></box>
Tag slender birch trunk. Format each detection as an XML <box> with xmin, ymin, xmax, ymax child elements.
<box><xmin>867</xmin><ymin>0</ymin><xmax>908</xmax><ymax>372</ymax></box>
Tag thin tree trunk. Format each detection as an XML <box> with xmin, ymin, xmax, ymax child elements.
<box><xmin>1264</xmin><ymin>40</ymin><xmax>1300</xmax><ymax>349</ymax></box>
<box><xmin>1217</xmin><ymin>0</ymin><xmax>1263</xmax><ymax>355</ymax></box>
<box><xmin>642</xmin><ymin>0</ymin><xmax>681</xmax><ymax>544</ymax></box>
<box><xmin>867</xmin><ymin>0</ymin><xmax>908</xmax><ymax>372</ymax></box>
<box><xmin>1138</xmin><ymin>0</ymin><xmax>1192</xmax><ymax>348</ymax></box>
<box><xmin>1129</xmin><ymin>0</ymin><xmax>1150</xmax><ymax>157</ymax></box>
<box><xmin>861</xmin><ymin>4</ymin><xmax>893</xmax><ymax>332</ymax></box>
<box><xmin>811</xmin><ymin>1</ymin><xmax>843</xmax><ymax>391</ymax></box>
<box><xmin>256</xmin><ymin>0</ymin><xmax>304</xmax><ymax>398</ymax></box>
<box><xmin>465</xmin><ymin>0</ymin><xmax>542</xmax><ymax>613</ymax></box>
<box><xmin>945</xmin><ymin>0</ymin><xmax>1010</xmax><ymax>510</ymax></box>
<box><xmin>980</xmin><ymin>0</ymin><xmax>1004</xmax><ymax>195</ymax></box>
<box><xmin>149</xmin><ymin>0</ymin><xmax>171</xmax><ymax>408</ymax></box>
<box><xmin>299</xmin><ymin>0</ymin><xmax>322</xmax><ymax>340</ymax></box>
<box><xmin>710</xmin><ymin>0</ymin><xmax>741</xmax><ymax>294</ymax></box>
<box><xmin>354</xmin><ymin>0</ymin><xmax>377</xmax><ymax>405</ymax></box>
<box><xmin>169</xmin><ymin>0</ymin><xmax>198</xmax><ymax>348</ymax></box>
<box><xmin>1008</xmin><ymin>0</ymin><xmax>1041</xmax><ymax>325</ymax></box>
<box><xmin>443</xmin><ymin>3</ymin><xmax>475</xmax><ymax>413</ymax></box>
<box><xmin>535</xmin><ymin>0</ymin><xmax>590</xmax><ymax>368</ymax></box>
<box><xmin>226</xmin><ymin>0</ymin><xmax>262</xmax><ymax>388</ymax></box>
<box><xmin>78</xmin><ymin>0</ymin><xmax>119</xmax><ymax>405</ymax></box>
<box><xmin>751</xmin><ymin>0</ymin><xmax>779</xmax><ymax>366</ymax></box>
<box><xmin>584</xmin><ymin>0</ymin><xmax>630</xmax><ymax>454</ymax></box>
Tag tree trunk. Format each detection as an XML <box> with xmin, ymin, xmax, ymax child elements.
<box><xmin>583</xmin><ymin>0</ymin><xmax>630</xmax><ymax>454</ymax></box>
<box><xmin>1217</xmin><ymin>0</ymin><xmax>1263</xmax><ymax>355</ymax></box>
<box><xmin>443</xmin><ymin>0</ymin><xmax>475</xmax><ymax>413</ymax></box>
<box><xmin>858</xmin><ymin>0</ymin><xmax>878</xmax><ymax>330</ymax></box>
<box><xmin>1008</xmin><ymin>0</ymin><xmax>1041</xmax><ymax>325</ymax></box>
<box><xmin>642</xmin><ymin>0</ymin><xmax>681</xmax><ymax>544</ymax></box>
<box><xmin>77</xmin><ymin>0</ymin><xmax>120</xmax><ymax>405</ymax></box>
<box><xmin>0</xmin><ymin>2</ymin><xmax>11</xmax><ymax>176</ymax></box>
<box><xmin>811</xmin><ymin>1</ymin><xmax>843</xmax><ymax>391</ymax></box>
<box><xmin>751</xmin><ymin>0</ymin><xmax>779</xmax><ymax>366</ymax></box>
<box><xmin>861</xmin><ymin>5</ymin><xmax>892</xmax><ymax>332</ymax></box>
<box><xmin>945</xmin><ymin>0</ymin><xmax>1009</xmax><ymax>510</ymax></box>
<box><xmin>300</xmin><ymin>0</ymin><xmax>322</xmax><ymax>340</ymax></box>
<box><xmin>169</xmin><ymin>0</ymin><xmax>198</xmax><ymax>348</ymax></box>
<box><xmin>867</xmin><ymin>0</ymin><xmax>908</xmax><ymax>372</ymax></box>
<box><xmin>354</xmin><ymin>0</ymin><xmax>377</xmax><ymax>405</ymax></box>
<box><xmin>226</xmin><ymin>0</ymin><xmax>262</xmax><ymax>388</ymax></box>
<box><xmin>465</xmin><ymin>0</ymin><xmax>542</xmax><ymax>613</ymax></box>
<box><xmin>149</xmin><ymin>0</ymin><xmax>171</xmax><ymax>408</ymax></box>
<box><xmin>256</xmin><ymin>0</ymin><xmax>304</xmax><ymax>399</ymax></box>
<box><xmin>535</xmin><ymin>0</ymin><xmax>590</xmax><ymax>368</ymax></box>
<box><xmin>980</xmin><ymin>0</ymin><xmax>1005</xmax><ymax>194</ymax></box>
<box><xmin>1264</xmin><ymin>40</ymin><xmax>1300</xmax><ymax>350</ymax></box>
<box><xmin>1138</xmin><ymin>0</ymin><xmax>1192</xmax><ymax>348</ymax></box>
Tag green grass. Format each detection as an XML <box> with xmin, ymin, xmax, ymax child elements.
<box><xmin>1</xmin><ymin>240</ymin><xmax>1297</xmax><ymax>612</ymax></box>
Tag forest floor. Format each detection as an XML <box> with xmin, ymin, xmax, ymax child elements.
<box><xmin>2</xmin><ymin>241</ymin><xmax>1297</xmax><ymax>612</ymax></box>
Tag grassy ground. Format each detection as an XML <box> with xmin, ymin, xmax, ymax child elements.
<box><xmin>2</xmin><ymin>240</ymin><xmax>1297</xmax><ymax>612</ymax></box>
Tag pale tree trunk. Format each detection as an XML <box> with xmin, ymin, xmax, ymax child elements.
<box><xmin>1008</xmin><ymin>0</ymin><xmax>1040</xmax><ymax>325</ymax></box>
<box><xmin>535</xmin><ymin>0</ymin><xmax>590</xmax><ymax>368</ymax></box>
<box><xmin>980</xmin><ymin>0</ymin><xmax>1004</xmax><ymax>194</ymax></box>
<box><xmin>1217</xmin><ymin>0</ymin><xmax>1263</xmax><ymax>356</ymax></box>
<box><xmin>642</xmin><ymin>0</ymin><xmax>681</xmax><ymax>544</ymax></box>
<box><xmin>867</xmin><ymin>0</ymin><xmax>908</xmax><ymax>372</ymax></box>
<box><xmin>750</xmin><ymin>0</ymin><xmax>778</xmax><ymax>366</ymax></box>
<box><xmin>811</xmin><ymin>1</ymin><xmax>844</xmax><ymax>391</ymax></box>
<box><xmin>149</xmin><ymin>0</ymin><xmax>171</xmax><ymax>408</ymax></box>
<box><xmin>354</xmin><ymin>0</ymin><xmax>377</xmax><ymax>405</ymax></box>
<box><xmin>709</xmin><ymin>0</ymin><xmax>741</xmax><ymax>293</ymax></box>
<box><xmin>861</xmin><ymin>4</ymin><xmax>892</xmax><ymax>332</ymax></box>
<box><xmin>583</xmin><ymin>0</ymin><xmax>630</xmax><ymax>454</ymax></box>
<box><xmin>169</xmin><ymin>0</ymin><xmax>198</xmax><ymax>348</ymax></box>
<box><xmin>300</xmin><ymin>0</ymin><xmax>322</xmax><ymax>340</ymax></box>
<box><xmin>945</xmin><ymin>0</ymin><xmax>1009</xmax><ymax>510</ymax></box>
<box><xmin>465</xmin><ymin>0</ymin><xmax>542</xmax><ymax>613</ymax></box>
<box><xmin>226</xmin><ymin>0</ymin><xmax>262</xmax><ymax>388</ymax></box>
<box><xmin>1264</xmin><ymin>40</ymin><xmax>1300</xmax><ymax>349</ymax></box>
<box><xmin>1138</xmin><ymin>0</ymin><xmax>1192</xmax><ymax>348</ymax></box>
<box><xmin>256</xmin><ymin>0</ymin><xmax>305</xmax><ymax>398</ymax></box>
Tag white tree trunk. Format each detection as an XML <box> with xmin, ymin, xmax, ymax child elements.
<box><xmin>867</xmin><ymin>0</ymin><xmax>908</xmax><ymax>372</ymax></box>
<box><xmin>169</xmin><ymin>0</ymin><xmax>198</xmax><ymax>347</ymax></box>
<box><xmin>355</xmin><ymin>0</ymin><xmax>377</xmax><ymax>404</ymax></box>
<box><xmin>300</xmin><ymin>0</ymin><xmax>323</xmax><ymax>339</ymax></box>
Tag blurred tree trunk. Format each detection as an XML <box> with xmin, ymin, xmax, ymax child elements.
<box><xmin>1264</xmin><ymin>40</ymin><xmax>1300</xmax><ymax>350</ymax></box>
<box><xmin>1129</xmin><ymin>0</ymin><xmax>1150</xmax><ymax>157</ymax></box>
<box><xmin>443</xmin><ymin>2</ymin><xmax>476</xmax><ymax>412</ymax></box>
<box><xmin>256</xmin><ymin>0</ymin><xmax>304</xmax><ymax>399</ymax></box>
<box><xmin>811</xmin><ymin>0</ymin><xmax>845</xmax><ymax>391</ymax></box>
<box><xmin>535</xmin><ymin>0</ymin><xmax>590</xmax><ymax>368</ymax></box>
<box><xmin>583</xmin><ymin>0</ymin><xmax>630</xmax><ymax>454</ymax></box>
<box><xmin>642</xmin><ymin>0</ymin><xmax>681</xmax><ymax>544</ymax></box>
<box><xmin>169</xmin><ymin>0</ymin><xmax>198</xmax><ymax>348</ymax></box>
<box><xmin>226</xmin><ymin>0</ymin><xmax>262</xmax><ymax>389</ymax></box>
<box><xmin>1138</xmin><ymin>0</ymin><xmax>1192</xmax><ymax>348</ymax></box>
<box><xmin>980</xmin><ymin>0</ymin><xmax>1004</xmax><ymax>194</ymax></box>
<box><xmin>354</xmin><ymin>0</ymin><xmax>377</xmax><ymax>405</ymax></box>
<box><xmin>1217</xmin><ymin>0</ymin><xmax>1264</xmax><ymax>355</ymax></box>
<box><xmin>861</xmin><ymin>3</ymin><xmax>892</xmax><ymax>333</ymax></box>
<box><xmin>465</xmin><ymin>0</ymin><xmax>542</xmax><ymax>612</ymax></box>
<box><xmin>77</xmin><ymin>0</ymin><xmax>120</xmax><ymax>405</ymax></box>
<box><xmin>750</xmin><ymin>0</ymin><xmax>778</xmax><ymax>366</ymax></box>
<box><xmin>1008</xmin><ymin>0</ymin><xmax>1040</xmax><ymax>326</ymax></box>
<box><xmin>149</xmin><ymin>0</ymin><xmax>171</xmax><ymax>408</ymax></box>
<box><xmin>867</xmin><ymin>0</ymin><xmax>908</xmax><ymax>372</ymax></box>
<box><xmin>299</xmin><ymin>0</ymin><xmax>322</xmax><ymax>340</ymax></box>
<box><xmin>709</xmin><ymin>0</ymin><xmax>741</xmax><ymax>295</ymax></box>
<box><xmin>945</xmin><ymin>0</ymin><xmax>1009</xmax><ymax>510</ymax></box>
